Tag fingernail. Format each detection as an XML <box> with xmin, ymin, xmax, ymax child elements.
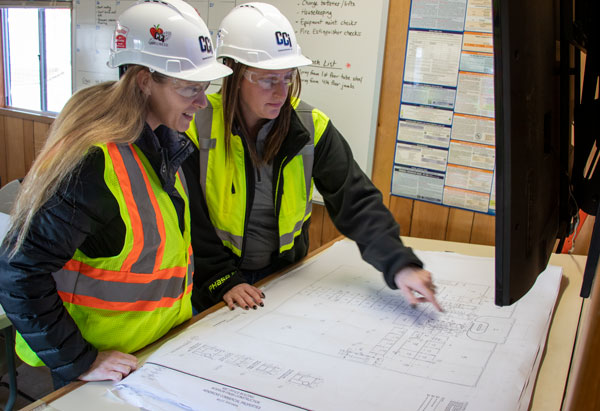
<box><xmin>252</xmin><ymin>305</ymin><xmax>258</xmax><ymax>310</ymax></box>
<box><xmin>230</xmin><ymin>306</ymin><xmax>235</xmax><ymax>311</ymax></box>
<box><xmin>259</xmin><ymin>302</ymin><xmax>264</xmax><ymax>307</ymax></box>
<box><xmin>261</xmin><ymin>293</ymin><xmax>265</xmax><ymax>298</ymax></box>
<box><xmin>245</xmin><ymin>305</ymin><xmax>249</xmax><ymax>310</ymax></box>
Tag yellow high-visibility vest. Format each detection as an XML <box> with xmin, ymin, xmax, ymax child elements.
<box><xmin>16</xmin><ymin>142</ymin><xmax>193</xmax><ymax>366</ymax></box>
<box><xmin>186</xmin><ymin>94</ymin><xmax>328</xmax><ymax>256</ymax></box>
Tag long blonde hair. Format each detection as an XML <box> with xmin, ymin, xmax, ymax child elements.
<box><xmin>7</xmin><ymin>65</ymin><xmax>155</xmax><ymax>255</ymax></box>
<box><xmin>220</xmin><ymin>59</ymin><xmax>302</xmax><ymax>166</ymax></box>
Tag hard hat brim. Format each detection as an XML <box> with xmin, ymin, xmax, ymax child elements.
<box><xmin>222</xmin><ymin>54</ymin><xmax>313</xmax><ymax>71</ymax></box>
<box><xmin>168</xmin><ymin>61</ymin><xmax>233</xmax><ymax>82</ymax></box>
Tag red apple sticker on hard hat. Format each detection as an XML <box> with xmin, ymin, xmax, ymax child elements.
<box><xmin>150</xmin><ymin>25</ymin><xmax>165</xmax><ymax>42</ymax></box>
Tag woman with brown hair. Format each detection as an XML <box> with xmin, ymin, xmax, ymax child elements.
<box><xmin>183</xmin><ymin>3</ymin><xmax>441</xmax><ymax>314</ymax></box>
<box><xmin>0</xmin><ymin>0</ymin><xmax>230</xmax><ymax>388</ymax></box>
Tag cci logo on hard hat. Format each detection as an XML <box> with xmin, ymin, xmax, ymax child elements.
<box><xmin>199</xmin><ymin>36</ymin><xmax>213</xmax><ymax>55</ymax></box>
<box><xmin>150</xmin><ymin>25</ymin><xmax>165</xmax><ymax>42</ymax></box>
<box><xmin>275</xmin><ymin>31</ymin><xmax>292</xmax><ymax>48</ymax></box>
<box><xmin>149</xmin><ymin>24</ymin><xmax>171</xmax><ymax>47</ymax></box>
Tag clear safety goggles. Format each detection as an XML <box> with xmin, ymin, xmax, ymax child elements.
<box><xmin>149</xmin><ymin>69</ymin><xmax>210</xmax><ymax>99</ymax></box>
<box><xmin>243</xmin><ymin>69</ymin><xmax>296</xmax><ymax>90</ymax></box>
<box><xmin>170</xmin><ymin>79</ymin><xmax>210</xmax><ymax>98</ymax></box>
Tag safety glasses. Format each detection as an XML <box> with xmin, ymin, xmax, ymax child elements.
<box><xmin>243</xmin><ymin>69</ymin><xmax>296</xmax><ymax>90</ymax></box>
<box><xmin>150</xmin><ymin>69</ymin><xmax>210</xmax><ymax>99</ymax></box>
<box><xmin>170</xmin><ymin>79</ymin><xmax>210</xmax><ymax>98</ymax></box>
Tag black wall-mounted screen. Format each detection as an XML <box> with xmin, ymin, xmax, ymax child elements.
<box><xmin>492</xmin><ymin>0</ymin><xmax>569</xmax><ymax>306</ymax></box>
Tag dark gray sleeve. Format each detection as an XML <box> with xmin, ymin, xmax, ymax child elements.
<box><xmin>312</xmin><ymin>120</ymin><xmax>423</xmax><ymax>289</ymax></box>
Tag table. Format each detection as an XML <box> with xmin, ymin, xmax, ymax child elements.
<box><xmin>23</xmin><ymin>237</ymin><xmax>587</xmax><ymax>411</ymax></box>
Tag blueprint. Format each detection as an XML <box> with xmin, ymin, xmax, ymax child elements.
<box><xmin>114</xmin><ymin>240</ymin><xmax>562</xmax><ymax>411</ymax></box>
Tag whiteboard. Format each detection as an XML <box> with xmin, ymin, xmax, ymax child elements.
<box><xmin>72</xmin><ymin>0</ymin><xmax>389</xmax><ymax>175</ymax></box>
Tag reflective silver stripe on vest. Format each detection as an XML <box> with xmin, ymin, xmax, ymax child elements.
<box><xmin>214</xmin><ymin>227</ymin><xmax>244</xmax><ymax>251</ymax></box>
<box><xmin>116</xmin><ymin>145</ymin><xmax>161</xmax><ymax>274</ymax></box>
<box><xmin>194</xmin><ymin>103</ymin><xmax>244</xmax><ymax>251</ymax></box>
<box><xmin>53</xmin><ymin>269</ymin><xmax>185</xmax><ymax>302</ymax></box>
<box><xmin>194</xmin><ymin>102</ymin><xmax>215</xmax><ymax>197</ymax></box>
<box><xmin>279</xmin><ymin>101</ymin><xmax>316</xmax><ymax>248</ymax></box>
<box><xmin>295</xmin><ymin>101</ymin><xmax>316</xmax><ymax>203</ymax></box>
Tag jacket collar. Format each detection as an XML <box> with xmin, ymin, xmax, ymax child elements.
<box><xmin>275</xmin><ymin>109</ymin><xmax>311</xmax><ymax>164</ymax></box>
<box><xmin>134</xmin><ymin>123</ymin><xmax>194</xmax><ymax>193</ymax></box>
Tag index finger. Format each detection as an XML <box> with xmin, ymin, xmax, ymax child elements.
<box><xmin>416</xmin><ymin>285</ymin><xmax>443</xmax><ymax>312</ymax></box>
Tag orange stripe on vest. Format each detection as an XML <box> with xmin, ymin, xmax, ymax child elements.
<box><xmin>57</xmin><ymin>290</ymin><xmax>188</xmax><ymax>312</ymax></box>
<box><xmin>107</xmin><ymin>143</ymin><xmax>145</xmax><ymax>271</ymax></box>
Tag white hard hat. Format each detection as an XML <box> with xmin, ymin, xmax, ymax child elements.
<box><xmin>108</xmin><ymin>0</ymin><xmax>232</xmax><ymax>81</ymax></box>
<box><xmin>216</xmin><ymin>2</ymin><xmax>312</xmax><ymax>70</ymax></box>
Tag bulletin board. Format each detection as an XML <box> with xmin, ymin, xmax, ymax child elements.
<box><xmin>72</xmin><ymin>0</ymin><xmax>389</xmax><ymax>176</ymax></box>
<box><xmin>391</xmin><ymin>0</ymin><xmax>496</xmax><ymax>215</ymax></box>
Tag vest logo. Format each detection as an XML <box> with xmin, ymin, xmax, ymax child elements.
<box><xmin>275</xmin><ymin>31</ymin><xmax>292</xmax><ymax>48</ymax></box>
<box><xmin>199</xmin><ymin>35</ymin><xmax>213</xmax><ymax>55</ymax></box>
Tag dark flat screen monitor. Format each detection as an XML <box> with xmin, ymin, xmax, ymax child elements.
<box><xmin>492</xmin><ymin>0</ymin><xmax>569</xmax><ymax>306</ymax></box>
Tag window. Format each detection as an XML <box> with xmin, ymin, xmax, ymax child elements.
<box><xmin>1</xmin><ymin>5</ymin><xmax>72</xmax><ymax>113</ymax></box>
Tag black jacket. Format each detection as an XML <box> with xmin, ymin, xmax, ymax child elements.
<box><xmin>0</xmin><ymin>124</ymin><xmax>193</xmax><ymax>388</ymax></box>
<box><xmin>182</xmin><ymin>102</ymin><xmax>423</xmax><ymax>311</ymax></box>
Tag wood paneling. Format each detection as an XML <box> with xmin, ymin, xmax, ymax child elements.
<box><xmin>371</xmin><ymin>0</ymin><xmax>411</xmax><ymax>206</ymax></box>
<box><xmin>0</xmin><ymin>111</ymin><xmax>52</xmax><ymax>187</ymax></box>
<box><xmin>308</xmin><ymin>204</ymin><xmax>325</xmax><ymax>253</ymax></box>
<box><xmin>320</xmin><ymin>209</ymin><xmax>342</xmax><ymax>244</ymax></box>
<box><xmin>23</xmin><ymin>119</ymin><xmax>35</xmax><ymax>171</ymax></box>
<box><xmin>470</xmin><ymin>213</ymin><xmax>495</xmax><ymax>245</ymax></box>
<box><xmin>389</xmin><ymin>196</ymin><xmax>413</xmax><ymax>236</ymax></box>
<box><xmin>4</xmin><ymin>116</ymin><xmax>26</xmax><ymax>183</ymax></box>
<box><xmin>446</xmin><ymin>208</ymin><xmax>474</xmax><ymax>243</ymax></box>
<box><xmin>410</xmin><ymin>201</ymin><xmax>449</xmax><ymax>240</ymax></box>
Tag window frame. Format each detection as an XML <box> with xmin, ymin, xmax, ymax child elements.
<box><xmin>0</xmin><ymin>0</ymin><xmax>72</xmax><ymax>115</ymax></box>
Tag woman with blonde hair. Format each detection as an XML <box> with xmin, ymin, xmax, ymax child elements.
<box><xmin>0</xmin><ymin>0</ymin><xmax>230</xmax><ymax>387</ymax></box>
<box><xmin>183</xmin><ymin>3</ymin><xmax>441</xmax><ymax>313</ymax></box>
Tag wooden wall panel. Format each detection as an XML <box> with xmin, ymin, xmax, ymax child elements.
<box><xmin>470</xmin><ymin>213</ymin><xmax>495</xmax><ymax>245</ymax></box>
<box><xmin>4</xmin><ymin>116</ymin><xmax>26</xmax><ymax>183</ymax></box>
<box><xmin>0</xmin><ymin>111</ymin><xmax>53</xmax><ymax>188</ymax></box>
<box><xmin>371</xmin><ymin>0</ymin><xmax>411</xmax><ymax>205</ymax></box>
<box><xmin>446</xmin><ymin>209</ymin><xmax>474</xmax><ymax>243</ymax></box>
<box><xmin>410</xmin><ymin>201</ymin><xmax>449</xmax><ymax>240</ymax></box>
<box><xmin>320</xmin><ymin>209</ymin><xmax>341</xmax><ymax>244</ymax></box>
<box><xmin>389</xmin><ymin>196</ymin><xmax>413</xmax><ymax>236</ymax></box>
<box><xmin>23</xmin><ymin>119</ymin><xmax>35</xmax><ymax>171</ymax></box>
<box><xmin>308</xmin><ymin>204</ymin><xmax>325</xmax><ymax>253</ymax></box>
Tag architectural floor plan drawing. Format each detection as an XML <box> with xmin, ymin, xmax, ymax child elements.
<box><xmin>114</xmin><ymin>240</ymin><xmax>562</xmax><ymax>411</ymax></box>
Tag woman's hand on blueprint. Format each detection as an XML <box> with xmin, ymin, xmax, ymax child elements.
<box><xmin>78</xmin><ymin>350</ymin><xmax>139</xmax><ymax>383</ymax></box>
<box><xmin>223</xmin><ymin>283</ymin><xmax>265</xmax><ymax>311</ymax></box>
<box><xmin>394</xmin><ymin>266</ymin><xmax>443</xmax><ymax>312</ymax></box>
